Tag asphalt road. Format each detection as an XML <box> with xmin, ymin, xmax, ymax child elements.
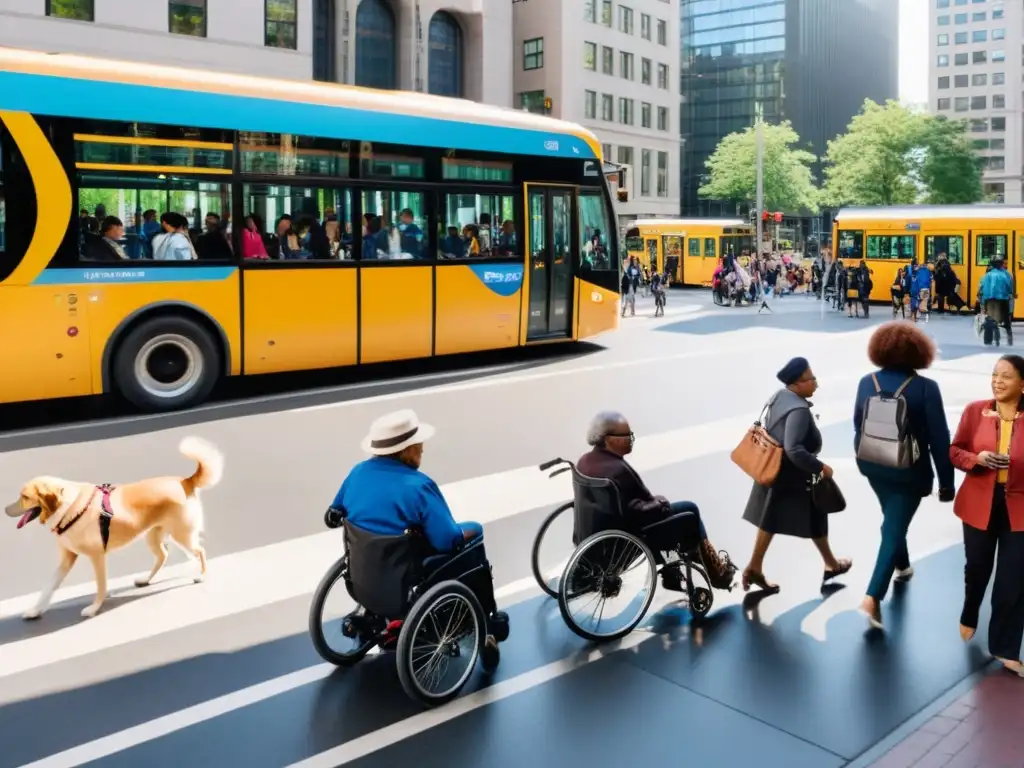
<box><xmin>0</xmin><ymin>291</ymin><xmax>1009</xmax><ymax>768</ymax></box>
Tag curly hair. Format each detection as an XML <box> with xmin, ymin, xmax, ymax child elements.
<box><xmin>867</xmin><ymin>321</ymin><xmax>936</xmax><ymax>371</ymax></box>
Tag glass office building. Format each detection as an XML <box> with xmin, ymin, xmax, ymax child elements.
<box><xmin>680</xmin><ymin>0</ymin><xmax>898</xmax><ymax>217</ymax></box>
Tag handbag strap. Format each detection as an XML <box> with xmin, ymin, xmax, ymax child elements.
<box><xmin>758</xmin><ymin>392</ymin><xmax>781</xmax><ymax>426</ymax></box>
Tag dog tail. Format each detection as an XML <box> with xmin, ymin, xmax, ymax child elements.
<box><xmin>179</xmin><ymin>436</ymin><xmax>224</xmax><ymax>495</ymax></box>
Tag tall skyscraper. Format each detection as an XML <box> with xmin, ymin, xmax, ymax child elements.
<box><xmin>680</xmin><ymin>0</ymin><xmax>898</xmax><ymax>216</ymax></box>
<box><xmin>513</xmin><ymin>0</ymin><xmax>682</xmax><ymax>228</ymax></box>
<box><xmin>929</xmin><ymin>0</ymin><xmax>1020</xmax><ymax>203</ymax></box>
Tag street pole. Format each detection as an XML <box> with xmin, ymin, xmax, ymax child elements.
<box><xmin>755</xmin><ymin>110</ymin><xmax>771</xmax><ymax>314</ymax></box>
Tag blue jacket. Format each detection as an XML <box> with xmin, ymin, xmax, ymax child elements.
<box><xmin>979</xmin><ymin>267</ymin><xmax>1014</xmax><ymax>302</ymax></box>
<box><xmin>332</xmin><ymin>457</ymin><xmax>463</xmax><ymax>552</ymax></box>
<box><xmin>853</xmin><ymin>369</ymin><xmax>954</xmax><ymax>496</ymax></box>
<box><xmin>911</xmin><ymin>265</ymin><xmax>932</xmax><ymax>294</ymax></box>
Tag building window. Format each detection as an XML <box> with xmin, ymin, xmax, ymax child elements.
<box><xmin>937</xmin><ymin>54</ymin><xmax>949</xmax><ymax>66</ymax></box>
<box><xmin>428</xmin><ymin>12</ymin><xmax>462</xmax><ymax>98</ymax></box>
<box><xmin>971</xmin><ymin>95</ymin><xmax>987</xmax><ymax>109</ymax></box>
<box><xmin>641</xmin><ymin>102</ymin><xmax>651</xmax><ymax>128</ymax></box>
<box><xmin>971</xmin><ymin>30</ymin><xmax>986</xmax><ymax>43</ymax></box>
<box><xmin>992</xmin><ymin>49</ymin><xmax>1004</xmax><ymax>62</ymax></box>
<box><xmin>657</xmin><ymin>106</ymin><xmax>668</xmax><ymax>131</ymax></box>
<box><xmin>584</xmin><ymin>90</ymin><xmax>597</xmax><ymax>119</ymax></box>
<box><xmin>583</xmin><ymin>42</ymin><xmax>596</xmax><ymax>70</ymax></box>
<box><xmin>992</xmin><ymin>28</ymin><xmax>1004</xmax><ymax>40</ymax></box>
<box><xmin>602</xmin><ymin>143</ymin><xmax>612</xmax><ymax>159</ymax></box>
<box><xmin>993</xmin><ymin>94</ymin><xmax>1005</xmax><ymax>108</ymax></box>
<box><xmin>617</xmin><ymin>146</ymin><xmax>633</xmax><ymax>168</ymax></box>
<box><xmin>954</xmin><ymin>32</ymin><xmax>967</xmax><ymax>44</ymax></box>
<box><xmin>991</xmin><ymin>138</ymin><xmax>1005</xmax><ymax>149</ymax></box>
<box><xmin>46</xmin><ymin>0</ymin><xmax>92</xmax><ymax>20</ymax></box>
<box><xmin>519</xmin><ymin>91</ymin><xmax>546</xmax><ymax>114</ymax></box>
<box><xmin>355</xmin><ymin>0</ymin><xmax>396</xmax><ymax>89</ymax></box>
<box><xmin>266</xmin><ymin>0</ymin><xmax>297</xmax><ymax>49</ymax></box>
<box><xmin>937</xmin><ymin>98</ymin><xmax>951</xmax><ymax>110</ymax></box>
<box><xmin>601</xmin><ymin>0</ymin><xmax>612</xmax><ymax>26</ymax></box>
<box><xmin>954</xmin><ymin>74</ymin><xmax>968</xmax><ymax>87</ymax></box>
<box><xmin>524</xmin><ymin>38</ymin><xmax>544</xmax><ymax>70</ymax></box>
<box><xmin>601</xmin><ymin>93</ymin><xmax>613</xmax><ymax>121</ymax></box>
<box><xmin>955</xmin><ymin>97</ymin><xmax>969</xmax><ymax>111</ymax></box>
<box><xmin>989</xmin><ymin>156</ymin><xmax>1005</xmax><ymax>171</ymax></box>
<box><xmin>584</xmin><ymin>0</ymin><xmax>595</xmax><ymax>23</ymax></box>
<box><xmin>974</xmin><ymin>50</ymin><xmax>989</xmax><ymax>63</ymax></box>
<box><xmin>972</xmin><ymin>73</ymin><xmax>987</xmax><ymax>85</ymax></box>
<box><xmin>602</xmin><ymin>46</ymin><xmax>613</xmax><ymax>74</ymax></box>
<box><xmin>993</xmin><ymin>5</ymin><xmax>1003</xmax><ymax>19</ymax></box>
<box><xmin>641</xmin><ymin>150</ymin><xmax>651</xmax><ymax>196</ymax></box>
<box><xmin>938</xmin><ymin>76</ymin><xmax>950</xmax><ymax>89</ymax></box>
<box><xmin>993</xmin><ymin>72</ymin><xmax>1005</xmax><ymax>84</ymax></box>
<box><xmin>657</xmin><ymin>63</ymin><xmax>669</xmax><ymax>89</ymax></box>
<box><xmin>620</xmin><ymin>51</ymin><xmax>634</xmax><ymax>80</ymax></box>
<box><xmin>937</xmin><ymin>34</ymin><xmax>949</xmax><ymax>46</ymax></box>
<box><xmin>992</xmin><ymin>116</ymin><xmax>1006</xmax><ymax>130</ymax></box>
<box><xmin>618</xmin><ymin>97</ymin><xmax>634</xmax><ymax>125</ymax></box>
<box><xmin>954</xmin><ymin>12</ymin><xmax>967</xmax><ymax>22</ymax></box>
<box><xmin>972</xmin><ymin>11</ymin><xmax>986</xmax><ymax>20</ymax></box>
<box><xmin>954</xmin><ymin>52</ymin><xmax>967</xmax><ymax>64</ymax></box>
<box><xmin>938</xmin><ymin>14</ymin><xmax>949</xmax><ymax>24</ymax></box>
<box><xmin>656</xmin><ymin>151</ymin><xmax>668</xmax><ymax>197</ymax></box>
<box><xmin>657</xmin><ymin>19</ymin><xmax>666</xmax><ymax>45</ymax></box>
<box><xmin>970</xmin><ymin>118</ymin><xmax>988</xmax><ymax>132</ymax></box>
<box><xmin>641</xmin><ymin>58</ymin><xmax>651</xmax><ymax>84</ymax></box>
<box><xmin>619</xmin><ymin>6</ymin><xmax>633</xmax><ymax>34</ymax></box>
<box><xmin>937</xmin><ymin>0</ymin><xmax>949</xmax><ymax>6</ymax></box>
<box><xmin>641</xmin><ymin>13</ymin><xmax>651</xmax><ymax>40</ymax></box>
<box><xmin>169</xmin><ymin>0</ymin><xmax>206</xmax><ymax>36</ymax></box>
<box><xmin>313</xmin><ymin>0</ymin><xmax>336</xmax><ymax>82</ymax></box>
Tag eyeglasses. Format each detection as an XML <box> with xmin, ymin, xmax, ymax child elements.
<box><xmin>606</xmin><ymin>431</ymin><xmax>635</xmax><ymax>442</ymax></box>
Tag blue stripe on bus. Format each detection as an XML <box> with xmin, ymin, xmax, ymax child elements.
<box><xmin>467</xmin><ymin>263</ymin><xmax>524</xmax><ymax>297</ymax></box>
<box><xmin>0</xmin><ymin>72</ymin><xmax>597</xmax><ymax>161</ymax></box>
<box><xmin>32</xmin><ymin>267</ymin><xmax>237</xmax><ymax>285</ymax></box>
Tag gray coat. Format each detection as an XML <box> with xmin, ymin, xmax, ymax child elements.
<box><xmin>742</xmin><ymin>388</ymin><xmax>828</xmax><ymax>539</ymax></box>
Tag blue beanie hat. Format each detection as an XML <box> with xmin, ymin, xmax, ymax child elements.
<box><xmin>777</xmin><ymin>356</ymin><xmax>810</xmax><ymax>386</ymax></box>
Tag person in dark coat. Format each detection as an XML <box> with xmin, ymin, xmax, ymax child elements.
<box><xmin>577</xmin><ymin>411</ymin><xmax>737</xmax><ymax>590</ymax></box>
<box><xmin>854</xmin><ymin>322</ymin><xmax>954</xmax><ymax>630</ymax></box>
<box><xmin>741</xmin><ymin>357</ymin><xmax>853</xmax><ymax>592</ymax></box>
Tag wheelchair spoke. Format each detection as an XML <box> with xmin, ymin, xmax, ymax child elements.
<box><xmin>406</xmin><ymin>592</ymin><xmax>481</xmax><ymax>700</ymax></box>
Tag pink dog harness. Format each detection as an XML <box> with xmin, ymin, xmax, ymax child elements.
<box><xmin>56</xmin><ymin>484</ymin><xmax>116</xmax><ymax>550</ymax></box>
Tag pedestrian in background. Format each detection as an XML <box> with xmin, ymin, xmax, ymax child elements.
<box><xmin>854</xmin><ymin>322</ymin><xmax>954</xmax><ymax>630</ymax></box>
<box><xmin>979</xmin><ymin>257</ymin><xmax>1015</xmax><ymax>346</ymax></box>
<box><xmin>949</xmin><ymin>355</ymin><xmax>1024</xmax><ymax>677</ymax></box>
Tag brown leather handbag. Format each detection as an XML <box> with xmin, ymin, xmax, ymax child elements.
<box><xmin>731</xmin><ymin>397</ymin><xmax>783</xmax><ymax>485</ymax></box>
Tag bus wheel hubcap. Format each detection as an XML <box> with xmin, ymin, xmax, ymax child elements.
<box><xmin>135</xmin><ymin>334</ymin><xmax>203</xmax><ymax>399</ymax></box>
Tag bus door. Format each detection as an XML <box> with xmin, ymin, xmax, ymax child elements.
<box><xmin>969</xmin><ymin>229</ymin><xmax>1012</xmax><ymax>309</ymax></box>
<box><xmin>525</xmin><ymin>185</ymin><xmax>576</xmax><ymax>340</ymax></box>
<box><xmin>923</xmin><ymin>231</ymin><xmax>968</xmax><ymax>306</ymax></box>
<box><xmin>662</xmin><ymin>234</ymin><xmax>683</xmax><ymax>283</ymax></box>
<box><xmin>646</xmin><ymin>238</ymin><xmax>659</xmax><ymax>274</ymax></box>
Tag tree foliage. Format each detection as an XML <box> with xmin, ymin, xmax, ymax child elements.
<box><xmin>698</xmin><ymin>120</ymin><xmax>819</xmax><ymax>213</ymax></box>
<box><xmin>821</xmin><ymin>99</ymin><xmax>982</xmax><ymax>206</ymax></box>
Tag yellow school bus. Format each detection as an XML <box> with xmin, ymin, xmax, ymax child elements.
<box><xmin>833</xmin><ymin>206</ymin><xmax>1024</xmax><ymax>314</ymax></box>
<box><xmin>624</xmin><ymin>219</ymin><xmax>754</xmax><ymax>286</ymax></box>
<box><xmin>0</xmin><ymin>48</ymin><xmax>620</xmax><ymax>412</ymax></box>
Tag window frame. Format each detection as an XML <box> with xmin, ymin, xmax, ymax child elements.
<box><xmin>169</xmin><ymin>0</ymin><xmax>207</xmax><ymax>37</ymax></box>
<box><xmin>523</xmin><ymin>37</ymin><xmax>544</xmax><ymax>70</ymax></box>
<box><xmin>584</xmin><ymin>41</ymin><xmax>597</xmax><ymax>70</ymax></box>
<box><xmin>265</xmin><ymin>0</ymin><xmax>298</xmax><ymax>50</ymax></box>
<box><xmin>45</xmin><ymin>0</ymin><xmax>93</xmax><ymax>20</ymax></box>
<box><xmin>924</xmin><ymin>234</ymin><xmax>965</xmax><ymax>265</ymax></box>
<box><xmin>866</xmin><ymin>234</ymin><xmax>916</xmax><ymax>261</ymax></box>
<box><xmin>435</xmin><ymin>189</ymin><xmax>523</xmax><ymax>264</ymax></box>
<box><xmin>975</xmin><ymin>234</ymin><xmax>1008</xmax><ymax>267</ymax></box>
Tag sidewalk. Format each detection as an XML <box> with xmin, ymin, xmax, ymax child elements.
<box><xmin>865</xmin><ymin>665</ymin><xmax>1024</xmax><ymax>768</ymax></box>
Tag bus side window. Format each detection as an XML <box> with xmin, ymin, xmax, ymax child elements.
<box><xmin>578</xmin><ymin>191</ymin><xmax>614</xmax><ymax>271</ymax></box>
<box><xmin>704</xmin><ymin>238</ymin><xmax>716</xmax><ymax>260</ymax></box>
<box><xmin>0</xmin><ymin>120</ymin><xmax>37</xmax><ymax>283</ymax></box>
<box><xmin>688</xmin><ymin>238</ymin><xmax>701</xmax><ymax>257</ymax></box>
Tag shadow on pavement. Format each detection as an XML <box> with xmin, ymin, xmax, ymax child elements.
<box><xmin>0</xmin><ymin>543</ymin><xmax>994</xmax><ymax>768</ymax></box>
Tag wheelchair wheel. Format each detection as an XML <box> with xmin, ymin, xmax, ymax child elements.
<box><xmin>308</xmin><ymin>556</ymin><xmax>378</xmax><ymax>667</ymax></box>
<box><xmin>531</xmin><ymin>502</ymin><xmax>574</xmax><ymax>599</ymax></box>
<box><xmin>396</xmin><ymin>580</ymin><xmax>486</xmax><ymax>706</ymax></box>
<box><xmin>557</xmin><ymin>530</ymin><xmax>657</xmax><ymax>643</ymax></box>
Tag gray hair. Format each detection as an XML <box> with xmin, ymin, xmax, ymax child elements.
<box><xmin>586</xmin><ymin>411</ymin><xmax>627</xmax><ymax>447</ymax></box>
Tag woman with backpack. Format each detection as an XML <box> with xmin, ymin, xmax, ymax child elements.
<box><xmin>949</xmin><ymin>355</ymin><xmax>1024</xmax><ymax>677</ymax></box>
<box><xmin>854</xmin><ymin>322</ymin><xmax>955</xmax><ymax>630</ymax></box>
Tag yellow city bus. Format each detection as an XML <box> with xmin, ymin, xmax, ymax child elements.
<box><xmin>833</xmin><ymin>206</ymin><xmax>1024</xmax><ymax>314</ymax></box>
<box><xmin>624</xmin><ymin>218</ymin><xmax>754</xmax><ymax>286</ymax></box>
<box><xmin>0</xmin><ymin>48</ymin><xmax>619</xmax><ymax>412</ymax></box>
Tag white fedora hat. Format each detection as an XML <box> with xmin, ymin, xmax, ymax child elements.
<box><xmin>361</xmin><ymin>409</ymin><xmax>435</xmax><ymax>456</ymax></box>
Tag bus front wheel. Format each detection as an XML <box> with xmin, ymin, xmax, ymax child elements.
<box><xmin>113</xmin><ymin>315</ymin><xmax>221</xmax><ymax>412</ymax></box>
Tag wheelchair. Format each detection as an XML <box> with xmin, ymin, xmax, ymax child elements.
<box><xmin>532</xmin><ymin>458</ymin><xmax>717</xmax><ymax>642</ymax></box>
<box><xmin>308</xmin><ymin>507</ymin><xmax>509</xmax><ymax>706</ymax></box>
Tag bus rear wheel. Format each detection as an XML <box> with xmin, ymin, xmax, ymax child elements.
<box><xmin>113</xmin><ymin>315</ymin><xmax>221</xmax><ymax>412</ymax></box>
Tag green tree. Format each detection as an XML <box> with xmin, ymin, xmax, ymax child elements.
<box><xmin>918</xmin><ymin>116</ymin><xmax>984</xmax><ymax>204</ymax></box>
<box><xmin>698</xmin><ymin>120</ymin><xmax>819</xmax><ymax>213</ymax></box>
<box><xmin>821</xmin><ymin>99</ymin><xmax>983</xmax><ymax>206</ymax></box>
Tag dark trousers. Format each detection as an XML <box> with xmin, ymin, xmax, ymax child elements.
<box><xmin>867</xmin><ymin>480</ymin><xmax>923</xmax><ymax>600</ymax></box>
<box><xmin>423</xmin><ymin>521</ymin><xmax>497</xmax><ymax>615</ymax></box>
<box><xmin>961</xmin><ymin>485</ymin><xmax>1024</xmax><ymax>660</ymax></box>
<box><xmin>983</xmin><ymin>299</ymin><xmax>1013</xmax><ymax>345</ymax></box>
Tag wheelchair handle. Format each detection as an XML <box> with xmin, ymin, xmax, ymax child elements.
<box><xmin>538</xmin><ymin>458</ymin><xmax>563</xmax><ymax>471</ymax></box>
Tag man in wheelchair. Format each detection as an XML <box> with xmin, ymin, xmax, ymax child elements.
<box><xmin>577</xmin><ymin>411</ymin><xmax>737</xmax><ymax>591</ymax></box>
<box><xmin>330</xmin><ymin>409</ymin><xmax>509</xmax><ymax>650</ymax></box>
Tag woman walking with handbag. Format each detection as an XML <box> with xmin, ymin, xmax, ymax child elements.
<box><xmin>740</xmin><ymin>357</ymin><xmax>853</xmax><ymax>592</ymax></box>
<box><xmin>854</xmin><ymin>322</ymin><xmax>955</xmax><ymax>630</ymax></box>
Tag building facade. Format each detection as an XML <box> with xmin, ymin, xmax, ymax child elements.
<box><xmin>513</xmin><ymin>0</ymin><xmax>681</xmax><ymax>228</ymax></box>
<box><xmin>0</xmin><ymin>0</ymin><xmax>512</xmax><ymax>107</ymax></box>
<box><xmin>680</xmin><ymin>0</ymin><xmax>898</xmax><ymax>217</ymax></box>
<box><xmin>929</xmin><ymin>0</ymin><xmax>1020</xmax><ymax>204</ymax></box>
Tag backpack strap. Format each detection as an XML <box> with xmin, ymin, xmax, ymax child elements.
<box><xmin>870</xmin><ymin>373</ymin><xmax>882</xmax><ymax>394</ymax></box>
<box><xmin>893</xmin><ymin>375</ymin><xmax>915</xmax><ymax>398</ymax></box>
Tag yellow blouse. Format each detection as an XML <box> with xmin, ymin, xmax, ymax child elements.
<box><xmin>998</xmin><ymin>419</ymin><xmax>1012</xmax><ymax>483</ymax></box>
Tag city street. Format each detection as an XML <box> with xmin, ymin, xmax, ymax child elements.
<box><xmin>0</xmin><ymin>291</ymin><xmax>1009</xmax><ymax>768</ymax></box>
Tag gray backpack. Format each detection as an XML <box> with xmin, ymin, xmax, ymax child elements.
<box><xmin>856</xmin><ymin>374</ymin><xmax>921</xmax><ymax>468</ymax></box>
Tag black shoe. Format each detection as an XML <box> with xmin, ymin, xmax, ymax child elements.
<box><xmin>660</xmin><ymin>565</ymin><xmax>685</xmax><ymax>592</ymax></box>
<box><xmin>489</xmin><ymin>611</ymin><xmax>510</xmax><ymax>643</ymax></box>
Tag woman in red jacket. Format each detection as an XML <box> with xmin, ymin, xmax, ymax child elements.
<box><xmin>949</xmin><ymin>354</ymin><xmax>1024</xmax><ymax>677</ymax></box>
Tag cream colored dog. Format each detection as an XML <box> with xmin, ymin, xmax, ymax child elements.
<box><xmin>5</xmin><ymin>437</ymin><xmax>223</xmax><ymax>620</ymax></box>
